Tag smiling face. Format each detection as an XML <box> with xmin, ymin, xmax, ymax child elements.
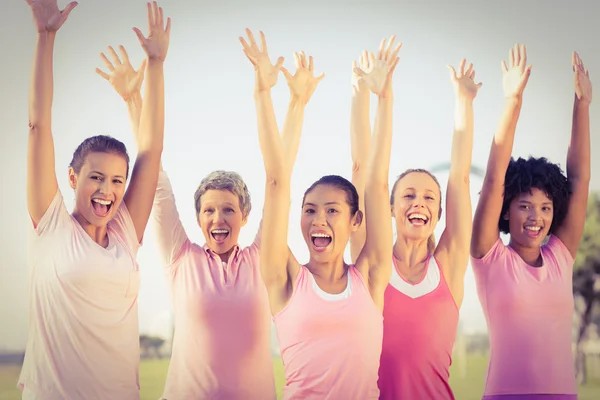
<box><xmin>69</xmin><ymin>151</ymin><xmax>128</xmax><ymax>227</ymax></box>
<box><xmin>391</xmin><ymin>171</ymin><xmax>442</xmax><ymax>242</ymax></box>
<box><xmin>300</xmin><ymin>184</ymin><xmax>361</xmax><ymax>263</ymax></box>
<box><xmin>197</xmin><ymin>189</ymin><xmax>247</xmax><ymax>256</ymax></box>
<box><xmin>505</xmin><ymin>188</ymin><xmax>554</xmax><ymax>248</ymax></box>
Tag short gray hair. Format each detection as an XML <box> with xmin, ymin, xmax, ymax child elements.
<box><xmin>193</xmin><ymin>170</ymin><xmax>251</xmax><ymax>218</ymax></box>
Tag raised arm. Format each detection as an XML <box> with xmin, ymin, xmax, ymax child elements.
<box><xmin>471</xmin><ymin>44</ymin><xmax>532</xmax><ymax>259</ymax></box>
<box><xmin>554</xmin><ymin>52</ymin><xmax>592</xmax><ymax>258</ymax></box>
<box><xmin>435</xmin><ymin>59</ymin><xmax>482</xmax><ymax>305</ymax></box>
<box><xmin>240</xmin><ymin>30</ymin><xmax>322</xmax><ymax>312</ymax></box>
<box><xmin>349</xmin><ymin>52</ymin><xmax>373</xmax><ymax>263</ymax></box>
<box><xmin>25</xmin><ymin>0</ymin><xmax>77</xmax><ymax>226</ymax></box>
<box><xmin>354</xmin><ymin>36</ymin><xmax>400</xmax><ymax>307</ymax></box>
<box><xmin>124</xmin><ymin>1</ymin><xmax>171</xmax><ymax>243</ymax></box>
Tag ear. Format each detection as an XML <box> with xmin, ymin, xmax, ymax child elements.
<box><xmin>351</xmin><ymin>210</ymin><xmax>364</xmax><ymax>231</ymax></box>
<box><xmin>68</xmin><ymin>167</ymin><xmax>77</xmax><ymax>190</ymax></box>
<box><xmin>241</xmin><ymin>214</ymin><xmax>249</xmax><ymax>227</ymax></box>
<box><xmin>503</xmin><ymin>210</ymin><xmax>510</xmax><ymax>220</ymax></box>
<box><xmin>390</xmin><ymin>205</ymin><xmax>395</xmax><ymax>218</ymax></box>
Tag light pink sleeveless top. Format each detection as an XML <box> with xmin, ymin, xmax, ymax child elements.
<box><xmin>273</xmin><ymin>265</ymin><xmax>383</xmax><ymax>399</ymax></box>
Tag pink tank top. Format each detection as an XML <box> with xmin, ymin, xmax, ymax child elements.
<box><xmin>378</xmin><ymin>256</ymin><xmax>459</xmax><ymax>399</ymax></box>
<box><xmin>273</xmin><ymin>265</ymin><xmax>383</xmax><ymax>399</ymax></box>
<box><xmin>471</xmin><ymin>235</ymin><xmax>577</xmax><ymax>398</ymax></box>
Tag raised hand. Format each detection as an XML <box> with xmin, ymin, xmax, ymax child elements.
<box><xmin>501</xmin><ymin>43</ymin><xmax>532</xmax><ymax>99</ymax></box>
<box><xmin>239</xmin><ymin>29</ymin><xmax>284</xmax><ymax>92</ymax></box>
<box><xmin>447</xmin><ymin>59</ymin><xmax>482</xmax><ymax>100</ymax></box>
<box><xmin>133</xmin><ymin>2</ymin><xmax>171</xmax><ymax>61</ymax></box>
<box><xmin>353</xmin><ymin>35</ymin><xmax>401</xmax><ymax>98</ymax></box>
<box><xmin>96</xmin><ymin>46</ymin><xmax>146</xmax><ymax>101</ymax></box>
<box><xmin>352</xmin><ymin>51</ymin><xmax>373</xmax><ymax>93</ymax></box>
<box><xmin>280</xmin><ymin>52</ymin><xmax>324</xmax><ymax>104</ymax></box>
<box><xmin>25</xmin><ymin>0</ymin><xmax>77</xmax><ymax>33</ymax></box>
<box><xmin>573</xmin><ymin>51</ymin><xmax>592</xmax><ymax>105</ymax></box>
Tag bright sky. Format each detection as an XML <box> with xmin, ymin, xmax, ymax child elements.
<box><xmin>1</xmin><ymin>0</ymin><xmax>598</xmax><ymax>351</ymax></box>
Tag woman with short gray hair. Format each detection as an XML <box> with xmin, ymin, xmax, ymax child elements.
<box><xmin>95</xmin><ymin>31</ymin><xmax>314</xmax><ymax>399</ymax></box>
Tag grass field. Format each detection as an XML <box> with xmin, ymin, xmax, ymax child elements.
<box><xmin>1</xmin><ymin>355</ymin><xmax>599</xmax><ymax>399</ymax></box>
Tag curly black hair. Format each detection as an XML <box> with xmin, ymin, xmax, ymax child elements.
<box><xmin>499</xmin><ymin>156</ymin><xmax>570</xmax><ymax>235</ymax></box>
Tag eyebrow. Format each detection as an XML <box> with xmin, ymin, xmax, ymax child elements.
<box><xmin>303</xmin><ymin>202</ymin><xmax>341</xmax><ymax>207</ymax></box>
<box><xmin>90</xmin><ymin>170</ymin><xmax>126</xmax><ymax>180</ymax></box>
<box><xmin>404</xmin><ymin>188</ymin><xmax>436</xmax><ymax>194</ymax></box>
<box><xmin>518</xmin><ymin>200</ymin><xmax>553</xmax><ymax>205</ymax></box>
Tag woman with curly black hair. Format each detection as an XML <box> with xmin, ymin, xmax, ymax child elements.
<box><xmin>470</xmin><ymin>44</ymin><xmax>592</xmax><ymax>399</ymax></box>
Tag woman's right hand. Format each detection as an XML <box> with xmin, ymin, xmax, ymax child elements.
<box><xmin>25</xmin><ymin>0</ymin><xmax>77</xmax><ymax>33</ymax></box>
<box><xmin>95</xmin><ymin>46</ymin><xmax>146</xmax><ymax>102</ymax></box>
<box><xmin>239</xmin><ymin>29</ymin><xmax>285</xmax><ymax>92</ymax></box>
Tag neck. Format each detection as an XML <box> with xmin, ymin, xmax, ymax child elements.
<box><xmin>508</xmin><ymin>237</ymin><xmax>543</xmax><ymax>267</ymax></box>
<box><xmin>72</xmin><ymin>210</ymin><xmax>109</xmax><ymax>247</ymax></box>
<box><xmin>306</xmin><ymin>253</ymin><xmax>348</xmax><ymax>283</ymax></box>
<box><xmin>393</xmin><ymin>236</ymin><xmax>430</xmax><ymax>268</ymax></box>
<box><xmin>216</xmin><ymin>246</ymin><xmax>236</xmax><ymax>264</ymax></box>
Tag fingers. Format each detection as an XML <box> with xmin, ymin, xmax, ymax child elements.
<box><xmin>275</xmin><ymin>56</ymin><xmax>285</xmax><ymax>71</ymax></box>
<box><xmin>384</xmin><ymin>35</ymin><xmax>396</xmax><ymax>60</ymax></box>
<box><xmin>388</xmin><ymin>57</ymin><xmax>400</xmax><ymax>74</ymax></box>
<box><xmin>360</xmin><ymin>50</ymin><xmax>368</xmax><ymax>70</ymax></box>
<box><xmin>459</xmin><ymin>58</ymin><xmax>466</xmax><ymax>76</ymax></box>
<box><xmin>316</xmin><ymin>72</ymin><xmax>325</xmax><ymax>82</ymax></box>
<box><xmin>447</xmin><ymin>65</ymin><xmax>457</xmax><ymax>79</ymax></box>
<box><xmin>157</xmin><ymin>4</ymin><xmax>164</xmax><ymax>28</ymax></box>
<box><xmin>517</xmin><ymin>64</ymin><xmax>533</xmax><ymax>91</ymax></box>
<box><xmin>118</xmin><ymin>45</ymin><xmax>130</xmax><ymax>65</ymax></box>
<box><xmin>308</xmin><ymin>55</ymin><xmax>314</xmax><ymax>72</ymax></box>
<box><xmin>245</xmin><ymin>28</ymin><xmax>258</xmax><ymax>50</ymax></box>
<box><xmin>293</xmin><ymin>52</ymin><xmax>301</xmax><ymax>69</ymax></box>
<box><xmin>138</xmin><ymin>59</ymin><xmax>147</xmax><ymax>74</ymax></box>
<box><xmin>377</xmin><ymin>37</ymin><xmax>386</xmax><ymax>60</ymax></box>
<box><xmin>353</xmin><ymin>67</ymin><xmax>367</xmax><ymax>79</ymax></box>
<box><xmin>520</xmin><ymin>44</ymin><xmax>527</xmax><ymax>67</ymax></box>
<box><xmin>389</xmin><ymin>42</ymin><xmax>402</xmax><ymax>62</ymax></box>
<box><xmin>239</xmin><ymin>36</ymin><xmax>251</xmax><ymax>53</ymax></box>
<box><xmin>133</xmin><ymin>27</ymin><xmax>146</xmax><ymax>46</ymax></box>
<box><xmin>146</xmin><ymin>2</ymin><xmax>154</xmax><ymax>31</ymax></box>
<box><xmin>165</xmin><ymin>17</ymin><xmax>171</xmax><ymax>35</ymax></box>
<box><xmin>465</xmin><ymin>62</ymin><xmax>473</xmax><ymax>77</ymax></box>
<box><xmin>501</xmin><ymin>60</ymin><xmax>508</xmax><ymax>73</ymax></box>
<box><xmin>259</xmin><ymin>31</ymin><xmax>268</xmax><ymax>54</ymax></box>
<box><xmin>95</xmin><ymin>68</ymin><xmax>110</xmax><ymax>81</ymax></box>
<box><xmin>62</xmin><ymin>1</ymin><xmax>78</xmax><ymax>17</ymax></box>
<box><xmin>280</xmin><ymin>66</ymin><xmax>293</xmax><ymax>80</ymax></box>
<box><xmin>243</xmin><ymin>49</ymin><xmax>257</xmax><ymax>67</ymax></box>
<box><xmin>509</xmin><ymin>47</ymin><xmax>515</xmax><ymax>68</ymax></box>
<box><xmin>368</xmin><ymin>52</ymin><xmax>375</xmax><ymax>69</ymax></box>
<box><xmin>513</xmin><ymin>43</ymin><xmax>520</xmax><ymax>66</ymax></box>
<box><xmin>24</xmin><ymin>0</ymin><xmax>34</xmax><ymax>6</ymax></box>
<box><xmin>100</xmin><ymin>52</ymin><xmax>115</xmax><ymax>71</ymax></box>
<box><xmin>108</xmin><ymin>46</ymin><xmax>122</xmax><ymax>66</ymax></box>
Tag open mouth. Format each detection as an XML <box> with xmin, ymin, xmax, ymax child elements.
<box><xmin>407</xmin><ymin>212</ymin><xmax>429</xmax><ymax>226</ymax></box>
<box><xmin>91</xmin><ymin>198</ymin><xmax>113</xmax><ymax>217</ymax></box>
<box><xmin>311</xmin><ymin>232</ymin><xmax>332</xmax><ymax>250</ymax></box>
<box><xmin>524</xmin><ymin>225</ymin><xmax>542</xmax><ymax>238</ymax></box>
<box><xmin>211</xmin><ymin>229</ymin><xmax>230</xmax><ymax>243</ymax></box>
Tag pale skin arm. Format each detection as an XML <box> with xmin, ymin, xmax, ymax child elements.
<box><xmin>353</xmin><ymin>36</ymin><xmax>400</xmax><ymax>309</ymax></box>
<box><xmin>240</xmin><ymin>30</ymin><xmax>323</xmax><ymax>313</ymax></box>
<box><xmin>349</xmin><ymin>52</ymin><xmax>372</xmax><ymax>263</ymax></box>
<box><xmin>471</xmin><ymin>44</ymin><xmax>532</xmax><ymax>259</ymax></box>
<box><xmin>435</xmin><ymin>59</ymin><xmax>482</xmax><ymax>307</ymax></box>
<box><xmin>554</xmin><ymin>52</ymin><xmax>592</xmax><ymax>258</ymax></box>
<box><xmin>123</xmin><ymin>1</ymin><xmax>171</xmax><ymax>243</ymax></box>
<box><xmin>25</xmin><ymin>0</ymin><xmax>78</xmax><ymax>226</ymax></box>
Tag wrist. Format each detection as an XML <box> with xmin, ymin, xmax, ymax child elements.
<box><xmin>504</xmin><ymin>96</ymin><xmax>523</xmax><ymax>108</ymax></box>
<box><xmin>125</xmin><ymin>92</ymin><xmax>142</xmax><ymax>105</ymax></box>
<box><xmin>574</xmin><ymin>97</ymin><xmax>591</xmax><ymax>108</ymax></box>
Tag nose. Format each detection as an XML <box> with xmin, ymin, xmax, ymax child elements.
<box><xmin>98</xmin><ymin>179</ymin><xmax>110</xmax><ymax>195</ymax></box>
<box><xmin>311</xmin><ymin>210</ymin><xmax>327</xmax><ymax>226</ymax></box>
<box><xmin>213</xmin><ymin>210</ymin><xmax>225</xmax><ymax>223</ymax></box>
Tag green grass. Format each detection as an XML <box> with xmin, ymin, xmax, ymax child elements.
<box><xmin>0</xmin><ymin>355</ymin><xmax>598</xmax><ymax>399</ymax></box>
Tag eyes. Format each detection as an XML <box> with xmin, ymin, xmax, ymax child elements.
<box><xmin>90</xmin><ymin>175</ymin><xmax>124</xmax><ymax>184</ymax></box>
<box><xmin>303</xmin><ymin>208</ymin><xmax>339</xmax><ymax>214</ymax></box>
<box><xmin>519</xmin><ymin>204</ymin><xmax>552</xmax><ymax>212</ymax></box>
<box><xmin>203</xmin><ymin>207</ymin><xmax>236</xmax><ymax>214</ymax></box>
<box><xmin>403</xmin><ymin>194</ymin><xmax>435</xmax><ymax>201</ymax></box>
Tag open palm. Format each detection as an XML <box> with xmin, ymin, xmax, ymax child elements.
<box><xmin>96</xmin><ymin>46</ymin><xmax>146</xmax><ymax>101</ymax></box>
<box><xmin>573</xmin><ymin>51</ymin><xmax>592</xmax><ymax>105</ymax></box>
<box><xmin>281</xmin><ymin>51</ymin><xmax>325</xmax><ymax>104</ymax></box>
<box><xmin>239</xmin><ymin>29</ymin><xmax>284</xmax><ymax>91</ymax></box>
<box><xmin>133</xmin><ymin>2</ymin><xmax>171</xmax><ymax>62</ymax></box>
<box><xmin>354</xmin><ymin>35</ymin><xmax>401</xmax><ymax>98</ymax></box>
<box><xmin>25</xmin><ymin>0</ymin><xmax>77</xmax><ymax>33</ymax></box>
<box><xmin>352</xmin><ymin>50</ymin><xmax>373</xmax><ymax>93</ymax></box>
<box><xmin>448</xmin><ymin>59</ymin><xmax>482</xmax><ymax>100</ymax></box>
<box><xmin>502</xmin><ymin>43</ymin><xmax>532</xmax><ymax>99</ymax></box>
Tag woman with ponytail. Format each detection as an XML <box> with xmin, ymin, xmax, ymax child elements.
<box><xmin>350</xmin><ymin>52</ymin><xmax>481</xmax><ymax>399</ymax></box>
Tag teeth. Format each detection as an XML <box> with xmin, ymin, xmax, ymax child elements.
<box><xmin>525</xmin><ymin>226</ymin><xmax>541</xmax><ymax>231</ymax></box>
<box><xmin>212</xmin><ymin>230</ymin><xmax>229</xmax><ymax>234</ymax></box>
<box><xmin>92</xmin><ymin>199</ymin><xmax>112</xmax><ymax>205</ymax></box>
<box><xmin>408</xmin><ymin>213</ymin><xmax>428</xmax><ymax>221</ymax></box>
<box><xmin>311</xmin><ymin>233</ymin><xmax>331</xmax><ymax>238</ymax></box>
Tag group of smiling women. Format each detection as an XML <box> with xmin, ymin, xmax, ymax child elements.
<box><xmin>18</xmin><ymin>1</ymin><xmax>592</xmax><ymax>399</ymax></box>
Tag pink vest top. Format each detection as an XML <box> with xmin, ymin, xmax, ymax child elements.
<box><xmin>273</xmin><ymin>265</ymin><xmax>383</xmax><ymax>399</ymax></box>
<box><xmin>378</xmin><ymin>256</ymin><xmax>459</xmax><ymax>400</ymax></box>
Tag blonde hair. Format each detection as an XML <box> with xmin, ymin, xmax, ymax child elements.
<box><xmin>390</xmin><ymin>168</ymin><xmax>442</xmax><ymax>254</ymax></box>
